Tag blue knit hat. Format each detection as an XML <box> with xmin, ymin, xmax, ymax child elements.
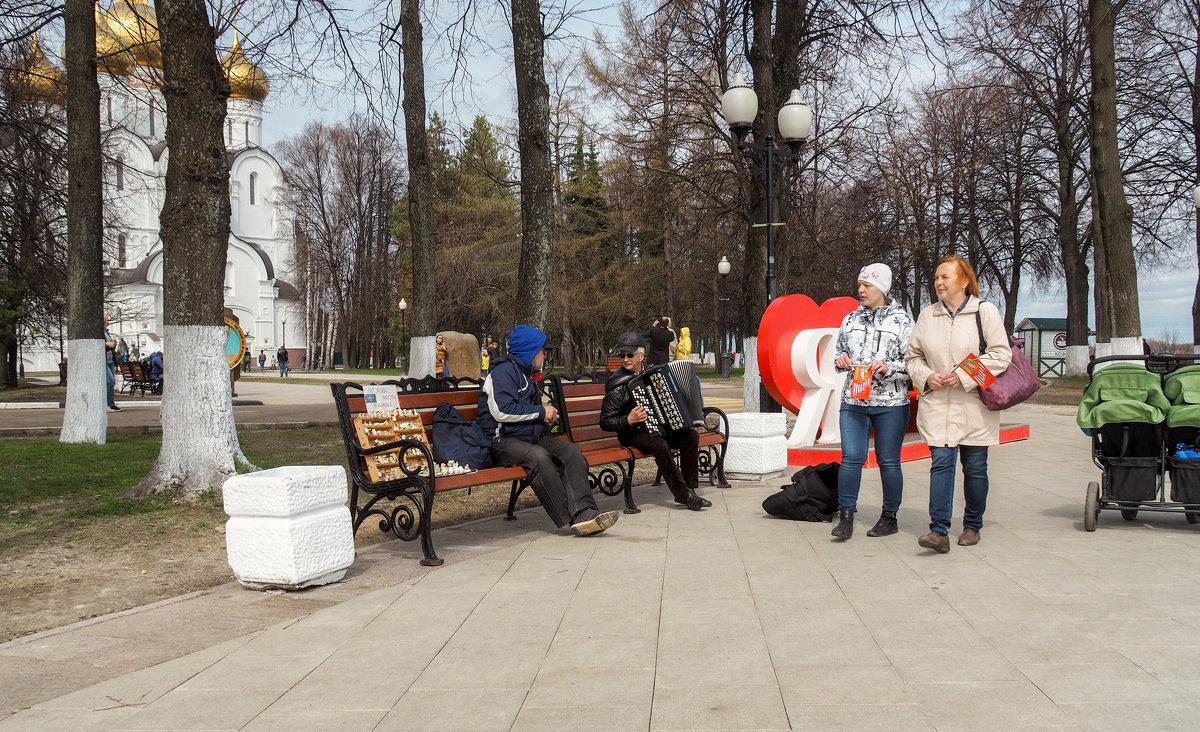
<box><xmin>507</xmin><ymin>325</ymin><xmax>547</xmax><ymax>366</ymax></box>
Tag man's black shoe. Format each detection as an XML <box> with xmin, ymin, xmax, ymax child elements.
<box><xmin>675</xmin><ymin>489</ymin><xmax>707</xmax><ymax>511</ymax></box>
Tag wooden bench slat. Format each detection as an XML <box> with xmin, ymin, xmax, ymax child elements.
<box><xmin>580</xmin><ymin>445</ymin><xmax>633</xmax><ymax>467</ymax></box>
<box><xmin>433</xmin><ymin>466</ymin><xmax>525</xmax><ymax>492</ymax></box>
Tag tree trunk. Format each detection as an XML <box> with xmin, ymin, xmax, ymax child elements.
<box><xmin>511</xmin><ymin>0</ymin><xmax>554</xmax><ymax>330</ymax></box>
<box><xmin>1089</xmin><ymin>0</ymin><xmax>1140</xmax><ymax>349</ymax></box>
<box><xmin>1192</xmin><ymin>15</ymin><xmax>1200</xmax><ymax>351</ymax></box>
<box><xmin>401</xmin><ymin>0</ymin><xmax>438</xmax><ymax>374</ymax></box>
<box><xmin>60</xmin><ymin>0</ymin><xmax>108</xmax><ymax>444</ymax></box>
<box><xmin>131</xmin><ymin>0</ymin><xmax>249</xmax><ymax>497</ymax></box>
<box><xmin>742</xmin><ymin>0</ymin><xmax>776</xmax><ymax>335</ymax></box>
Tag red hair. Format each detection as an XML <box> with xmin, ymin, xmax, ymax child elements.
<box><xmin>938</xmin><ymin>255</ymin><xmax>980</xmax><ymax>298</ymax></box>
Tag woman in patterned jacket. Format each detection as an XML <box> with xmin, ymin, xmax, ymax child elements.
<box><xmin>831</xmin><ymin>263</ymin><xmax>914</xmax><ymax>540</ymax></box>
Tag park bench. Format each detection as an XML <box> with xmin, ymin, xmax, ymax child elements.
<box><xmin>118</xmin><ymin>360</ymin><xmax>156</xmax><ymax>397</ymax></box>
<box><xmin>330</xmin><ymin>373</ymin><xmax>729</xmax><ymax>566</ymax></box>
<box><xmin>547</xmin><ymin>374</ymin><xmax>730</xmax><ymax>511</ymax></box>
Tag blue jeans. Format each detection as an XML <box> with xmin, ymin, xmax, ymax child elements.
<box><xmin>838</xmin><ymin>403</ymin><xmax>908</xmax><ymax>513</ymax></box>
<box><xmin>106</xmin><ymin>362</ymin><xmax>116</xmax><ymax>408</ymax></box>
<box><xmin>928</xmin><ymin>445</ymin><xmax>989</xmax><ymax>535</ymax></box>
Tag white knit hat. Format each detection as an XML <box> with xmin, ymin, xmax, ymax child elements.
<box><xmin>858</xmin><ymin>263</ymin><xmax>892</xmax><ymax>298</ymax></box>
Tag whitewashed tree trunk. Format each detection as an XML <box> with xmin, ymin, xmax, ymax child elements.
<box><xmin>131</xmin><ymin>0</ymin><xmax>245</xmax><ymax>498</ymax></box>
<box><xmin>1065</xmin><ymin>344</ymin><xmax>1090</xmax><ymax>377</ymax></box>
<box><xmin>59</xmin><ymin>339</ymin><xmax>107</xmax><ymax>443</ymax></box>
<box><xmin>60</xmin><ymin>0</ymin><xmax>107</xmax><ymax>444</ymax></box>
<box><xmin>743</xmin><ymin>335</ymin><xmax>761</xmax><ymax>412</ymax></box>
<box><xmin>1110</xmin><ymin>336</ymin><xmax>1143</xmax><ymax>362</ymax></box>
<box><xmin>410</xmin><ymin>335</ymin><xmax>436</xmax><ymax>378</ymax></box>
<box><xmin>133</xmin><ymin>326</ymin><xmax>249</xmax><ymax>495</ymax></box>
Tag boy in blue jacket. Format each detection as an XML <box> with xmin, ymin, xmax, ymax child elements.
<box><xmin>478</xmin><ymin>325</ymin><xmax>619</xmax><ymax>535</ymax></box>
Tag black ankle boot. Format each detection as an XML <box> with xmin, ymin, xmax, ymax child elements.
<box><xmin>831</xmin><ymin>509</ymin><xmax>855</xmax><ymax>539</ymax></box>
<box><xmin>866</xmin><ymin>510</ymin><xmax>898</xmax><ymax>537</ymax></box>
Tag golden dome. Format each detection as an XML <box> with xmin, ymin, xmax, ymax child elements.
<box><xmin>61</xmin><ymin>5</ymin><xmax>135</xmax><ymax>76</ymax></box>
<box><xmin>106</xmin><ymin>0</ymin><xmax>161</xmax><ymax>68</ymax></box>
<box><xmin>85</xmin><ymin>3</ymin><xmax>137</xmax><ymax>76</ymax></box>
<box><xmin>12</xmin><ymin>35</ymin><xmax>65</xmax><ymax>103</ymax></box>
<box><xmin>222</xmin><ymin>36</ymin><xmax>269</xmax><ymax>102</ymax></box>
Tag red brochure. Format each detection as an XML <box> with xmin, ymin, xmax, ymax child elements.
<box><xmin>957</xmin><ymin>353</ymin><xmax>996</xmax><ymax>390</ymax></box>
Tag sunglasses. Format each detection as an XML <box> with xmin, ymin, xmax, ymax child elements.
<box><xmin>618</xmin><ymin>352</ymin><xmax>638</xmax><ymax>358</ymax></box>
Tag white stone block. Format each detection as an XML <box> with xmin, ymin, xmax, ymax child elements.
<box><xmin>223</xmin><ymin>465</ymin><xmax>346</xmax><ymax>517</ymax></box>
<box><xmin>725</xmin><ymin>413</ymin><xmax>789</xmax><ymax>481</ymax></box>
<box><xmin>223</xmin><ymin>466</ymin><xmax>354</xmax><ymax>590</ymax></box>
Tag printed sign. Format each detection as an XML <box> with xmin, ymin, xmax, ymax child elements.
<box><xmin>364</xmin><ymin>384</ymin><xmax>400</xmax><ymax>413</ymax></box>
<box><xmin>957</xmin><ymin>353</ymin><xmax>997</xmax><ymax>390</ymax></box>
<box><xmin>850</xmin><ymin>365</ymin><xmax>872</xmax><ymax>400</ymax></box>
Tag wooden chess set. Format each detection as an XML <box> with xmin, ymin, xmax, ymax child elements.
<box><xmin>352</xmin><ymin>409</ymin><xmax>479</xmax><ymax>482</ymax></box>
<box><xmin>352</xmin><ymin>409</ymin><xmax>431</xmax><ymax>482</ymax></box>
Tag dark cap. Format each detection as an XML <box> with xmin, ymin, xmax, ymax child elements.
<box><xmin>615</xmin><ymin>331</ymin><xmax>645</xmax><ymax>351</ymax></box>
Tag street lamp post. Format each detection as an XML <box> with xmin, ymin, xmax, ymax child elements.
<box><xmin>398</xmin><ymin>298</ymin><xmax>408</xmax><ymax>372</ymax></box>
<box><xmin>721</xmin><ymin>73</ymin><xmax>813</xmax><ymax>411</ymax></box>
<box><xmin>281</xmin><ymin>315</ymin><xmax>287</xmax><ymax>350</ymax></box>
<box><xmin>718</xmin><ymin>256</ymin><xmax>731</xmax><ymax>381</ymax></box>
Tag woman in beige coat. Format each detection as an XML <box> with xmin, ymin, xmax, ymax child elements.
<box><xmin>905</xmin><ymin>256</ymin><xmax>1011</xmax><ymax>553</ymax></box>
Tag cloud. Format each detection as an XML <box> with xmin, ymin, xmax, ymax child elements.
<box><xmin>1014</xmin><ymin>262</ymin><xmax>1198</xmax><ymax>342</ymax></box>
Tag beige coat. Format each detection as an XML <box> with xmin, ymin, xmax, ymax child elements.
<box><xmin>906</xmin><ymin>296</ymin><xmax>1012</xmax><ymax>447</ymax></box>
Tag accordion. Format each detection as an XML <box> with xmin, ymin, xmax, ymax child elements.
<box><xmin>629</xmin><ymin>361</ymin><xmax>706</xmax><ymax>435</ymax></box>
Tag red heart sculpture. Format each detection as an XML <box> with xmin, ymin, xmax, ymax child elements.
<box><xmin>758</xmin><ymin>294</ymin><xmax>859</xmax><ymax>413</ymax></box>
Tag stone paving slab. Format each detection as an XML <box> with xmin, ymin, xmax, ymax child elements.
<box><xmin>5</xmin><ymin>405</ymin><xmax>1200</xmax><ymax>729</ymax></box>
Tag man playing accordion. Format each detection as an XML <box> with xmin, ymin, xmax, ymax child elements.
<box><xmin>599</xmin><ymin>332</ymin><xmax>711</xmax><ymax>511</ymax></box>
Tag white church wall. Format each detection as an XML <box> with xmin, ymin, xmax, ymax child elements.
<box><xmin>21</xmin><ymin>62</ymin><xmax>300</xmax><ymax>374</ymax></box>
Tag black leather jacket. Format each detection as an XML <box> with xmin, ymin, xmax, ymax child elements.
<box><xmin>599</xmin><ymin>368</ymin><xmax>644</xmax><ymax>445</ymax></box>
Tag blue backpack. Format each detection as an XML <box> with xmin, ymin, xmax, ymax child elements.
<box><xmin>432</xmin><ymin>402</ymin><xmax>493</xmax><ymax>471</ymax></box>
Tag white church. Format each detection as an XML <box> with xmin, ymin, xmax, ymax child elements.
<box><xmin>20</xmin><ymin>0</ymin><xmax>303</xmax><ymax>372</ymax></box>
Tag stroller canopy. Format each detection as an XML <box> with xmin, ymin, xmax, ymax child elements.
<box><xmin>1077</xmin><ymin>364</ymin><xmax>1170</xmax><ymax>430</ymax></box>
<box><xmin>1163</xmin><ymin>365</ymin><xmax>1200</xmax><ymax>429</ymax></box>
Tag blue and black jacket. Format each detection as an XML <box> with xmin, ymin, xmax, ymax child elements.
<box><xmin>476</xmin><ymin>355</ymin><xmax>546</xmax><ymax>443</ymax></box>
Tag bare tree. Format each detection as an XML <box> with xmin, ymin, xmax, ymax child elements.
<box><xmin>951</xmin><ymin>0</ymin><xmax>1094</xmax><ymax>373</ymax></box>
<box><xmin>59</xmin><ymin>0</ymin><xmax>108</xmax><ymax>443</ymax></box>
<box><xmin>131</xmin><ymin>0</ymin><xmax>249</xmax><ymax>496</ymax></box>
<box><xmin>0</xmin><ymin>41</ymin><xmax>68</xmax><ymax>389</ymax></box>
<box><xmin>511</xmin><ymin>0</ymin><xmax>554</xmax><ymax>329</ymax></box>
<box><xmin>399</xmin><ymin>0</ymin><xmax>438</xmax><ymax>374</ymax></box>
<box><xmin>1089</xmin><ymin>0</ymin><xmax>1140</xmax><ymax>353</ymax></box>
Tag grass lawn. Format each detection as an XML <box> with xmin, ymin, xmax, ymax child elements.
<box><xmin>0</xmin><ymin>379</ymin><xmax>67</xmax><ymax>403</ymax></box>
<box><xmin>0</xmin><ymin>426</ymin><xmax>346</xmax><ymax>552</ymax></box>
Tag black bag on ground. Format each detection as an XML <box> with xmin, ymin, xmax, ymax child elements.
<box><xmin>763</xmin><ymin>462</ymin><xmax>840</xmax><ymax>522</ymax></box>
<box><xmin>432</xmin><ymin>402</ymin><xmax>493</xmax><ymax>471</ymax></box>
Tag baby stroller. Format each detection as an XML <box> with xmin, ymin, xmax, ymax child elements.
<box><xmin>1077</xmin><ymin>354</ymin><xmax>1200</xmax><ymax>530</ymax></box>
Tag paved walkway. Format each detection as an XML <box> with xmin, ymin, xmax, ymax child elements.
<box><xmin>5</xmin><ymin>402</ymin><xmax>1200</xmax><ymax>729</ymax></box>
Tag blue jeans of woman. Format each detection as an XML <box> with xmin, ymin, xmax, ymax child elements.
<box><xmin>837</xmin><ymin>403</ymin><xmax>908</xmax><ymax>513</ymax></box>
<box><xmin>927</xmin><ymin>445</ymin><xmax>989</xmax><ymax>535</ymax></box>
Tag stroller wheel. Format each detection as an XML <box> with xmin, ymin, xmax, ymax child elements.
<box><xmin>1120</xmin><ymin>509</ymin><xmax>1139</xmax><ymax>521</ymax></box>
<box><xmin>1186</xmin><ymin>511</ymin><xmax>1199</xmax><ymax>525</ymax></box>
<box><xmin>1084</xmin><ymin>482</ymin><xmax>1099</xmax><ymax>532</ymax></box>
